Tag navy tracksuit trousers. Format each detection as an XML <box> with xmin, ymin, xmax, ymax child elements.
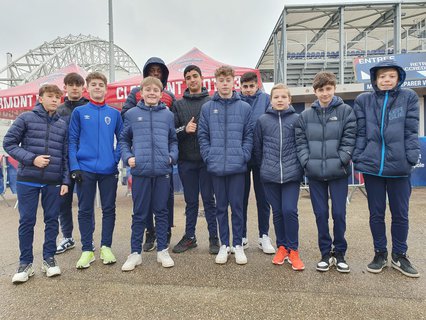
<box><xmin>211</xmin><ymin>173</ymin><xmax>245</xmax><ymax>247</ymax></box>
<box><xmin>178</xmin><ymin>160</ymin><xmax>217</xmax><ymax>239</ymax></box>
<box><xmin>264</xmin><ymin>181</ymin><xmax>300</xmax><ymax>251</ymax></box>
<box><xmin>309</xmin><ymin>177</ymin><xmax>348</xmax><ymax>256</ymax></box>
<box><xmin>243</xmin><ymin>164</ymin><xmax>271</xmax><ymax>238</ymax></box>
<box><xmin>77</xmin><ymin>171</ymin><xmax>118</xmax><ymax>251</ymax></box>
<box><xmin>363</xmin><ymin>174</ymin><xmax>411</xmax><ymax>255</ymax></box>
<box><xmin>131</xmin><ymin>175</ymin><xmax>170</xmax><ymax>252</ymax></box>
<box><xmin>17</xmin><ymin>183</ymin><xmax>61</xmax><ymax>264</ymax></box>
<box><xmin>58</xmin><ymin>178</ymin><xmax>75</xmax><ymax>238</ymax></box>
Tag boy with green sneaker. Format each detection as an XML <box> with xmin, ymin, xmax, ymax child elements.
<box><xmin>68</xmin><ymin>72</ymin><xmax>123</xmax><ymax>269</ymax></box>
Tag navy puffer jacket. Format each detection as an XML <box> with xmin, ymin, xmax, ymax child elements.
<box><xmin>353</xmin><ymin>61</ymin><xmax>419</xmax><ymax>177</ymax></box>
<box><xmin>198</xmin><ymin>92</ymin><xmax>253</xmax><ymax>176</ymax></box>
<box><xmin>120</xmin><ymin>101</ymin><xmax>178</xmax><ymax>177</ymax></box>
<box><xmin>254</xmin><ymin>106</ymin><xmax>303</xmax><ymax>184</ymax></box>
<box><xmin>3</xmin><ymin>103</ymin><xmax>70</xmax><ymax>185</ymax></box>
<box><xmin>295</xmin><ymin>96</ymin><xmax>356</xmax><ymax>181</ymax></box>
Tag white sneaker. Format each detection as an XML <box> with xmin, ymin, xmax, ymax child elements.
<box><xmin>234</xmin><ymin>245</ymin><xmax>248</xmax><ymax>265</ymax></box>
<box><xmin>41</xmin><ymin>257</ymin><xmax>61</xmax><ymax>277</ymax></box>
<box><xmin>122</xmin><ymin>252</ymin><xmax>142</xmax><ymax>271</ymax></box>
<box><xmin>215</xmin><ymin>245</ymin><xmax>230</xmax><ymax>264</ymax></box>
<box><xmin>157</xmin><ymin>249</ymin><xmax>174</xmax><ymax>268</ymax></box>
<box><xmin>12</xmin><ymin>263</ymin><xmax>35</xmax><ymax>284</ymax></box>
<box><xmin>258</xmin><ymin>234</ymin><xmax>275</xmax><ymax>254</ymax></box>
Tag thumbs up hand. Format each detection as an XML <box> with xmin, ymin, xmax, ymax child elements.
<box><xmin>185</xmin><ymin>116</ymin><xmax>197</xmax><ymax>133</ymax></box>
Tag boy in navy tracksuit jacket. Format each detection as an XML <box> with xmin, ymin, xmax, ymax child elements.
<box><xmin>120</xmin><ymin>77</ymin><xmax>178</xmax><ymax>270</ymax></box>
<box><xmin>353</xmin><ymin>61</ymin><xmax>420</xmax><ymax>278</ymax></box>
<box><xmin>295</xmin><ymin>72</ymin><xmax>356</xmax><ymax>273</ymax></box>
<box><xmin>239</xmin><ymin>72</ymin><xmax>274</xmax><ymax>255</ymax></box>
<box><xmin>56</xmin><ymin>72</ymin><xmax>89</xmax><ymax>255</ymax></box>
<box><xmin>69</xmin><ymin>72</ymin><xmax>123</xmax><ymax>269</ymax></box>
<box><xmin>4</xmin><ymin>84</ymin><xmax>69</xmax><ymax>284</ymax></box>
<box><xmin>198</xmin><ymin>66</ymin><xmax>253</xmax><ymax>265</ymax></box>
<box><xmin>254</xmin><ymin>84</ymin><xmax>304</xmax><ymax>271</ymax></box>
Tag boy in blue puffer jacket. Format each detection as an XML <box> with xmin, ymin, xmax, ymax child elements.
<box><xmin>239</xmin><ymin>72</ymin><xmax>274</xmax><ymax>255</ymax></box>
<box><xmin>69</xmin><ymin>72</ymin><xmax>123</xmax><ymax>269</ymax></box>
<box><xmin>254</xmin><ymin>84</ymin><xmax>304</xmax><ymax>271</ymax></box>
<box><xmin>353</xmin><ymin>61</ymin><xmax>420</xmax><ymax>278</ymax></box>
<box><xmin>4</xmin><ymin>84</ymin><xmax>70</xmax><ymax>283</ymax></box>
<box><xmin>120</xmin><ymin>77</ymin><xmax>178</xmax><ymax>270</ymax></box>
<box><xmin>198</xmin><ymin>66</ymin><xmax>253</xmax><ymax>265</ymax></box>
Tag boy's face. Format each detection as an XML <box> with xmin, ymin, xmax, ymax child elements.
<box><xmin>216</xmin><ymin>75</ymin><xmax>234</xmax><ymax>98</ymax></box>
<box><xmin>271</xmin><ymin>88</ymin><xmax>291</xmax><ymax>111</ymax></box>
<box><xmin>376</xmin><ymin>68</ymin><xmax>399</xmax><ymax>90</ymax></box>
<box><xmin>39</xmin><ymin>92</ymin><xmax>61</xmax><ymax>114</ymax></box>
<box><xmin>241</xmin><ymin>80</ymin><xmax>258</xmax><ymax>96</ymax></box>
<box><xmin>148</xmin><ymin>65</ymin><xmax>163</xmax><ymax>80</ymax></box>
<box><xmin>141</xmin><ymin>84</ymin><xmax>162</xmax><ymax>106</ymax></box>
<box><xmin>185</xmin><ymin>70</ymin><xmax>202</xmax><ymax>94</ymax></box>
<box><xmin>64</xmin><ymin>83</ymin><xmax>84</xmax><ymax>101</ymax></box>
<box><xmin>314</xmin><ymin>84</ymin><xmax>335</xmax><ymax>107</ymax></box>
<box><xmin>87</xmin><ymin>79</ymin><xmax>107</xmax><ymax>102</ymax></box>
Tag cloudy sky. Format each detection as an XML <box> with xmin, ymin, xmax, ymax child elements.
<box><xmin>0</xmin><ymin>0</ymin><xmax>389</xmax><ymax>77</ymax></box>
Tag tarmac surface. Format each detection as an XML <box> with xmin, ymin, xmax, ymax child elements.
<box><xmin>0</xmin><ymin>185</ymin><xmax>425</xmax><ymax>319</ymax></box>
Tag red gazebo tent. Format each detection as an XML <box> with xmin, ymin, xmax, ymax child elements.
<box><xmin>106</xmin><ymin>48</ymin><xmax>261</xmax><ymax>106</ymax></box>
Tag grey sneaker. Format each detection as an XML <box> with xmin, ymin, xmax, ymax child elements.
<box><xmin>391</xmin><ymin>253</ymin><xmax>420</xmax><ymax>278</ymax></box>
<box><xmin>12</xmin><ymin>263</ymin><xmax>35</xmax><ymax>284</ymax></box>
<box><xmin>42</xmin><ymin>257</ymin><xmax>61</xmax><ymax>277</ymax></box>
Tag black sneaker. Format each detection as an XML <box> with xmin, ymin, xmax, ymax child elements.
<box><xmin>209</xmin><ymin>236</ymin><xmax>220</xmax><ymax>254</ymax></box>
<box><xmin>143</xmin><ymin>230</ymin><xmax>156</xmax><ymax>252</ymax></box>
<box><xmin>334</xmin><ymin>252</ymin><xmax>350</xmax><ymax>273</ymax></box>
<box><xmin>367</xmin><ymin>251</ymin><xmax>388</xmax><ymax>273</ymax></box>
<box><xmin>167</xmin><ymin>231</ymin><xmax>172</xmax><ymax>247</ymax></box>
<box><xmin>316</xmin><ymin>254</ymin><xmax>334</xmax><ymax>272</ymax></box>
<box><xmin>391</xmin><ymin>253</ymin><xmax>420</xmax><ymax>278</ymax></box>
<box><xmin>172</xmin><ymin>235</ymin><xmax>197</xmax><ymax>253</ymax></box>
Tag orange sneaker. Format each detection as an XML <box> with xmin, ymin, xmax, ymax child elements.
<box><xmin>288</xmin><ymin>250</ymin><xmax>305</xmax><ymax>271</ymax></box>
<box><xmin>272</xmin><ymin>246</ymin><xmax>288</xmax><ymax>265</ymax></box>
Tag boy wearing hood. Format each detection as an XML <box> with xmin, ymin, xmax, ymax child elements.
<box><xmin>198</xmin><ymin>66</ymin><xmax>253</xmax><ymax>265</ymax></box>
<box><xmin>353</xmin><ymin>61</ymin><xmax>420</xmax><ymax>278</ymax></box>
<box><xmin>121</xmin><ymin>57</ymin><xmax>176</xmax><ymax>252</ymax></box>
<box><xmin>239</xmin><ymin>71</ymin><xmax>274</xmax><ymax>255</ymax></box>
<box><xmin>120</xmin><ymin>77</ymin><xmax>178</xmax><ymax>270</ymax></box>
<box><xmin>295</xmin><ymin>71</ymin><xmax>356</xmax><ymax>273</ymax></box>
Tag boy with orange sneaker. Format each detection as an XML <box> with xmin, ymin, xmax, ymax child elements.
<box><xmin>253</xmin><ymin>84</ymin><xmax>305</xmax><ymax>270</ymax></box>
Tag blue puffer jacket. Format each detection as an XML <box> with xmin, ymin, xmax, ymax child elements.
<box><xmin>353</xmin><ymin>61</ymin><xmax>419</xmax><ymax>177</ymax></box>
<box><xmin>198</xmin><ymin>91</ymin><xmax>253</xmax><ymax>176</ymax></box>
<box><xmin>69</xmin><ymin>101</ymin><xmax>123</xmax><ymax>174</ymax></box>
<box><xmin>295</xmin><ymin>96</ymin><xmax>356</xmax><ymax>181</ymax></box>
<box><xmin>120</xmin><ymin>101</ymin><xmax>178</xmax><ymax>177</ymax></box>
<box><xmin>254</xmin><ymin>106</ymin><xmax>303</xmax><ymax>184</ymax></box>
<box><xmin>3</xmin><ymin>103</ymin><xmax>70</xmax><ymax>185</ymax></box>
<box><xmin>240</xmin><ymin>90</ymin><xmax>270</xmax><ymax>165</ymax></box>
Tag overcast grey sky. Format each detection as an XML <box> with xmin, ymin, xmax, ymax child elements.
<box><xmin>0</xmin><ymin>0</ymin><xmax>390</xmax><ymax>75</ymax></box>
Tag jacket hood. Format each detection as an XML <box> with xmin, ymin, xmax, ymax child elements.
<box><xmin>240</xmin><ymin>89</ymin><xmax>263</xmax><ymax>103</ymax></box>
<box><xmin>265</xmin><ymin>105</ymin><xmax>296</xmax><ymax>116</ymax></box>
<box><xmin>369</xmin><ymin>60</ymin><xmax>406</xmax><ymax>92</ymax></box>
<box><xmin>311</xmin><ymin>95</ymin><xmax>344</xmax><ymax>110</ymax></box>
<box><xmin>211</xmin><ymin>91</ymin><xmax>241</xmax><ymax>103</ymax></box>
<box><xmin>183</xmin><ymin>87</ymin><xmax>209</xmax><ymax>100</ymax></box>
<box><xmin>34</xmin><ymin>102</ymin><xmax>60</xmax><ymax>120</ymax></box>
<box><xmin>143</xmin><ymin>57</ymin><xmax>169</xmax><ymax>87</ymax></box>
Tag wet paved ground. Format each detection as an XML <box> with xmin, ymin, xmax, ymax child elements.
<box><xmin>0</xmin><ymin>186</ymin><xmax>424</xmax><ymax>319</ymax></box>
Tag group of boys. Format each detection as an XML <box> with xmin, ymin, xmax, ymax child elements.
<box><xmin>3</xmin><ymin>57</ymin><xmax>420</xmax><ymax>283</ymax></box>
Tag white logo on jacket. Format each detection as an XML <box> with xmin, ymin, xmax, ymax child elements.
<box><xmin>137</xmin><ymin>117</ymin><xmax>143</xmax><ymax>121</ymax></box>
<box><xmin>330</xmin><ymin>116</ymin><xmax>338</xmax><ymax>121</ymax></box>
<box><xmin>84</xmin><ymin>115</ymin><xmax>90</xmax><ymax>120</ymax></box>
<box><xmin>213</xmin><ymin>109</ymin><xmax>219</xmax><ymax>114</ymax></box>
<box><xmin>105</xmin><ymin>116</ymin><xmax>111</xmax><ymax>125</ymax></box>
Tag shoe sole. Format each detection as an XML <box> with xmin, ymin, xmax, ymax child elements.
<box><xmin>272</xmin><ymin>257</ymin><xmax>288</xmax><ymax>265</ymax></box>
<box><xmin>157</xmin><ymin>258</ymin><xmax>175</xmax><ymax>268</ymax></box>
<box><xmin>122</xmin><ymin>262</ymin><xmax>142</xmax><ymax>272</ymax></box>
<box><xmin>76</xmin><ymin>256</ymin><xmax>95</xmax><ymax>269</ymax></box>
<box><xmin>258</xmin><ymin>244</ymin><xmax>275</xmax><ymax>255</ymax></box>
<box><xmin>336</xmin><ymin>268</ymin><xmax>350</xmax><ymax>273</ymax></box>
<box><xmin>172</xmin><ymin>243</ymin><xmax>197</xmax><ymax>254</ymax></box>
<box><xmin>12</xmin><ymin>270</ymin><xmax>35</xmax><ymax>284</ymax></box>
<box><xmin>42</xmin><ymin>266</ymin><xmax>61</xmax><ymax>277</ymax></box>
<box><xmin>366</xmin><ymin>265</ymin><xmax>386</xmax><ymax>273</ymax></box>
<box><xmin>391</xmin><ymin>261</ymin><xmax>420</xmax><ymax>278</ymax></box>
<box><xmin>288</xmin><ymin>260</ymin><xmax>305</xmax><ymax>271</ymax></box>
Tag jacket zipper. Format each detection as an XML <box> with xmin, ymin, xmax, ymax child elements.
<box><xmin>378</xmin><ymin>91</ymin><xmax>389</xmax><ymax>176</ymax></box>
<box><xmin>224</xmin><ymin>101</ymin><xmax>227</xmax><ymax>175</ymax></box>
<box><xmin>42</xmin><ymin>120</ymin><xmax>51</xmax><ymax>179</ymax></box>
<box><xmin>278</xmin><ymin>112</ymin><xmax>283</xmax><ymax>183</ymax></box>
<box><xmin>150</xmin><ymin>108</ymin><xmax>154</xmax><ymax>173</ymax></box>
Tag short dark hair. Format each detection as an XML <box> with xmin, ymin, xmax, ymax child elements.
<box><xmin>240</xmin><ymin>72</ymin><xmax>258</xmax><ymax>84</ymax></box>
<box><xmin>312</xmin><ymin>71</ymin><xmax>336</xmax><ymax>90</ymax></box>
<box><xmin>183</xmin><ymin>65</ymin><xmax>202</xmax><ymax>78</ymax></box>
<box><xmin>63</xmin><ymin>72</ymin><xmax>85</xmax><ymax>86</ymax></box>
<box><xmin>86</xmin><ymin>72</ymin><xmax>107</xmax><ymax>86</ymax></box>
<box><xmin>39</xmin><ymin>84</ymin><xmax>62</xmax><ymax>97</ymax></box>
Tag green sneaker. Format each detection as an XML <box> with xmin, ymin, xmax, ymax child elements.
<box><xmin>100</xmin><ymin>246</ymin><xmax>116</xmax><ymax>265</ymax></box>
<box><xmin>76</xmin><ymin>251</ymin><xmax>95</xmax><ymax>269</ymax></box>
